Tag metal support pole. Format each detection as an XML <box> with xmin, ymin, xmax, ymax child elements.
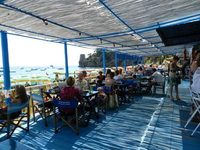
<box><xmin>123</xmin><ymin>56</ymin><xmax>126</xmax><ymax>72</ymax></box>
<box><xmin>115</xmin><ymin>51</ymin><xmax>118</xmax><ymax>70</ymax></box>
<box><xmin>1</xmin><ymin>31</ymin><xmax>11</xmax><ymax>90</ymax></box>
<box><xmin>102</xmin><ymin>48</ymin><xmax>106</xmax><ymax>74</ymax></box>
<box><xmin>64</xmin><ymin>42</ymin><xmax>69</xmax><ymax>78</ymax></box>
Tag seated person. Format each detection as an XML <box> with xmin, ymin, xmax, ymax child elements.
<box><xmin>75</xmin><ymin>72</ymin><xmax>89</xmax><ymax>91</ymax></box>
<box><xmin>151</xmin><ymin>68</ymin><xmax>164</xmax><ymax>85</ymax></box>
<box><xmin>54</xmin><ymin>73</ymin><xmax>60</xmax><ymax>82</ymax></box>
<box><xmin>106</xmin><ymin>68</ymin><xmax>112</xmax><ymax>77</ymax></box>
<box><xmin>96</xmin><ymin>71</ymin><xmax>105</xmax><ymax>86</ymax></box>
<box><xmin>60</xmin><ymin>76</ymin><xmax>82</xmax><ymax>114</ymax></box>
<box><xmin>114</xmin><ymin>70</ymin><xmax>119</xmax><ymax>81</ymax></box>
<box><xmin>82</xmin><ymin>70</ymin><xmax>89</xmax><ymax>82</ymax></box>
<box><xmin>105</xmin><ymin>72</ymin><xmax>115</xmax><ymax>87</ymax></box>
<box><xmin>118</xmin><ymin>68</ymin><xmax>124</xmax><ymax>80</ymax></box>
<box><xmin>0</xmin><ymin>85</ymin><xmax>28</xmax><ymax>120</ymax></box>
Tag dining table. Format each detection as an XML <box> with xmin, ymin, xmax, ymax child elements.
<box><xmin>81</xmin><ymin>90</ymin><xmax>99</xmax><ymax>119</ymax></box>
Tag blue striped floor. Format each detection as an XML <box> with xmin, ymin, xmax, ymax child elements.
<box><xmin>1</xmin><ymin>80</ymin><xmax>200</xmax><ymax>150</ymax></box>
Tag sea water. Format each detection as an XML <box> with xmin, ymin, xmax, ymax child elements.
<box><xmin>0</xmin><ymin>66</ymin><xmax>99</xmax><ymax>87</ymax></box>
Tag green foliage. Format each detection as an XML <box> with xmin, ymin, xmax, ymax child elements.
<box><xmin>79</xmin><ymin>49</ymin><xmax>172</xmax><ymax>67</ymax></box>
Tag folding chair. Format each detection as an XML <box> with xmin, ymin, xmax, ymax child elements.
<box><xmin>0</xmin><ymin>97</ymin><xmax>30</xmax><ymax>138</ymax></box>
<box><xmin>184</xmin><ymin>90</ymin><xmax>200</xmax><ymax>136</ymax></box>
<box><xmin>52</xmin><ymin>98</ymin><xmax>79</xmax><ymax>135</ymax></box>
<box><xmin>31</xmin><ymin>91</ymin><xmax>53</xmax><ymax>127</ymax></box>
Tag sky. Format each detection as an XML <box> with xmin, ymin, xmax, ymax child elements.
<box><xmin>0</xmin><ymin>34</ymin><xmax>95</xmax><ymax>67</ymax></box>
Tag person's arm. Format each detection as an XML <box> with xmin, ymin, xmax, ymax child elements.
<box><xmin>12</xmin><ymin>96</ymin><xmax>21</xmax><ymax>104</ymax></box>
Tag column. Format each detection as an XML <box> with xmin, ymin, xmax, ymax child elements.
<box><xmin>115</xmin><ymin>51</ymin><xmax>118</xmax><ymax>70</ymax></box>
<box><xmin>102</xmin><ymin>48</ymin><xmax>106</xmax><ymax>74</ymax></box>
<box><xmin>1</xmin><ymin>31</ymin><xmax>11</xmax><ymax>90</ymax></box>
<box><xmin>64</xmin><ymin>42</ymin><xmax>69</xmax><ymax>78</ymax></box>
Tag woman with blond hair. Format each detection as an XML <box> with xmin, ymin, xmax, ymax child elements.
<box><xmin>60</xmin><ymin>76</ymin><xmax>82</xmax><ymax>114</ymax></box>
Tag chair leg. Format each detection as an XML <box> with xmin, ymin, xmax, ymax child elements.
<box><xmin>6</xmin><ymin>117</ymin><xmax>11</xmax><ymax>139</ymax></box>
<box><xmin>184</xmin><ymin>106</ymin><xmax>200</xmax><ymax>128</ymax></box>
<box><xmin>27</xmin><ymin>106</ymin><xmax>30</xmax><ymax>132</ymax></box>
<box><xmin>191</xmin><ymin>122</ymin><xmax>200</xmax><ymax>136</ymax></box>
<box><xmin>53</xmin><ymin>108</ymin><xmax>58</xmax><ymax>133</ymax></box>
<box><xmin>76</xmin><ymin>109</ymin><xmax>79</xmax><ymax>135</ymax></box>
<box><xmin>32</xmin><ymin>100</ymin><xmax>36</xmax><ymax>122</ymax></box>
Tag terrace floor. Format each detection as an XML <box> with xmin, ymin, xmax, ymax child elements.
<box><xmin>1</xmin><ymin>80</ymin><xmax>200</xmax><ymax>150</ymax></box>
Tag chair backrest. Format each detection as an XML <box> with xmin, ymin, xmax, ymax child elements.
<box><xmin>31</xmin><ymin>93</ymin><xmax>44</xmax><ymax>102</ymax></box>
<box><xmin>122</xmin><ymin>79</ymin><xmax>137</xmax><ymax>86</ymax></box>
<box><xmin>103</xmin><ymin>86</ymin><xmax>113</xmax><ymax>93</ymax></box>
<box><xmin>7</xmin><ymin>96</ymin><xmax>30</xmax><ymax>114</ymax></box>
<box><xmin>53</xmin><ymin>98</ymin><xmax>78</xmax><ymax>109</ymax></box>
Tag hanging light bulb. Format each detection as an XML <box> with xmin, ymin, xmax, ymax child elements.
<box><xmin>43</xmin><ymin>19</ymin><xmax>48</xmax><ymax>25</ymax></box>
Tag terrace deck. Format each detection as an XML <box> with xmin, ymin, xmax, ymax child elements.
<box><xmin>0</xmin><ymin>80</ymin><xmax>200</xmax><ymax>150</ymax></box>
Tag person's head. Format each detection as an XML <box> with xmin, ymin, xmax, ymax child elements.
<box><xmin>82</xmin><ymin>70</ymin><xmax>87</xmax><ymax>78</ymax></box>
<box><xmin>99</xmin><ymin>71</ymin><xmax>103</xmax><ymax>75</ymax></box>
<box><xmin>119</xmin><ymin>68</ymin><xmax>123</xmax><ymax>74</ymax></box>
<box><xmin>132</xmin><ymin>74</ymin><xmax>137</xmax><ymax>79</ymax></box>
<box><xmin>138</xmin><ymin>67</ymin><xmax>143</xmax><ymax>71</ymax></box>
<box><xmin>66</xmin><ymin>76</ymin><xmax>75</xmax><ymax>86</ymax></box>
<box><xmin>78</xmin><ymin>72</ymin><xmax>84</xmax><ymax>80</ymax></box>
<box><xmin>115</xmin><ymin>69</ymin><xmax>119</xmax><ymax>75</ymax></box>
<box><xmin>173</xmin><ymin>55</ymin><xmax>179</xmax><ymax>62</ymax></box>
<box><xmin>15</xmin><ymin>85</ymin><xmax>27</xmax><ymax>103</ymax></box>
<box><xmin>110</xmin><ymin>72</ymin><xmax>115</xmax><ymax>79</ymax></box>
<box><xmin>106</xmin><ymin>69</ymin><xmax>111</xmax><ymax>75</ymax></box>
<box><xmin>152</xmin><ymin>68</ymin><xmax>157</xmax><ymax>72</ymax></box>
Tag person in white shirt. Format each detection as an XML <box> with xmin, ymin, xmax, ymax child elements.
<box><xmin>191</xmin><ymin>53</ymin><xmax>200</xmax><ymax>94</ymax></box>
<box><xmin>151</xmin><ymin>68</ymin><xmax>164</xmax><ymax>85</ymax></box>
<box><xmin>151</xmin><ymin>68</ymin><xmax>164</xmax><ymax>93</ymax></box>
<box><xmin>75</xmin><ymin>72</ymin><xmax>89</xmax><ymax>91</ymax></box>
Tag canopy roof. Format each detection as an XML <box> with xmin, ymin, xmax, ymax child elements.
<box><xmin>0</xmin><ymin>0</ymin><xmax>200</xmax><ymax>56</ymax></box>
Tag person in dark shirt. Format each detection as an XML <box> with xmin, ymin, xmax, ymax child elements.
<box><xmin>96</xmin><ymin>71</ymin><xmax>105</xmax><ymax>86</ymax></box>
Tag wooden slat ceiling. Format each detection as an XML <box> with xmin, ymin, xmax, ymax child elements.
<box><xmin>0</xmin><ymin>0</ymin><xmax>200</xmax><ymax>56</ymax></box>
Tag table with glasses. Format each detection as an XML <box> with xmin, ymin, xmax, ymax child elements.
<box><xmin>81</xmin><ymin>90</ymin><xmax>99</xmax><ymax>120</ymax></box>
